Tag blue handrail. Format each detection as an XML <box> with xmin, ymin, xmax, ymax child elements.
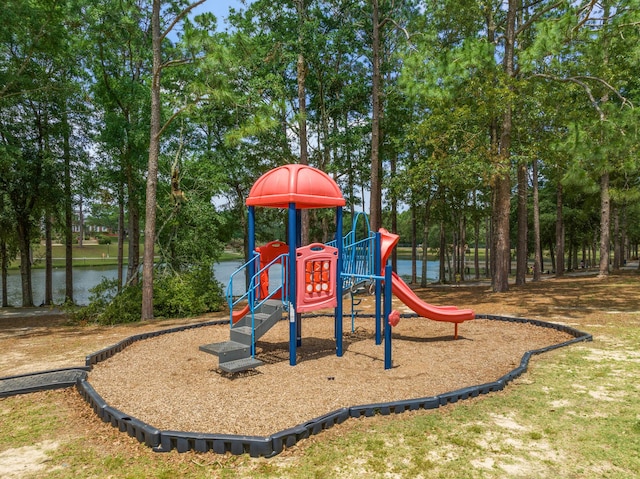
<box><xmin>340</xmin><ymin>233</ymin><xmax>377</xmax><ymax>292</ymax></box>
<box><xmin>246</xmin><ymin>254</ymin><xmax>288</xmax><ymax>356</ymax></box>
<box><xmin>249</xmin><ymin>254</ymin><xmax>288</xmax><ymax>310</ymax></box>
<box><xmin>226</xmin><ymin>251</ymin><xmax>260</xmax><ymax>319</ymax></box>
<box><xmin>226</xmin><ymin>252</ymin><xmax>288</xmax><ymax>357</ymax></box>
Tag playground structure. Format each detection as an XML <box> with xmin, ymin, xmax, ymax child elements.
<box><xmin>200</xmin><ymin>164</ymin><xmax>474</xmax><ymax>373</ymax></box>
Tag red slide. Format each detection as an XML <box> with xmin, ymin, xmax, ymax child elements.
<box><xmin>390</xmin><ymin>271</ymin><xmax>475</xmax><ymax>323</ymax></box>
<box><xmin>378</xmin><ymin>227</ymin><xmax>474</xmax><ymax>324</ymax></box>
<box><xmin>232</xmin><ymin>304</ymin><xmax>250</xmax><ymax>324</ymax></box>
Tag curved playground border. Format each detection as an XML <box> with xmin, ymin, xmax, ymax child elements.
<box><xmin>1</xmin><ymin>314</ymin><xmax>592</xmax><ymax>458</ymax></box>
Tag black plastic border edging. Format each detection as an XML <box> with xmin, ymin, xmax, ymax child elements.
<box><xmin>1</xmin><ymin>314</ymin><xmax>592</xmax><ymax>457</ymax></box>
<box><xmin>0</xmin><ymin>367</ymin><xmax>90</xmax><ymax>398</ymax></box>
<box><xmin>69</xmin><ymin>314</ymin><xmax>592</xmax><ymax>458</ymax></box>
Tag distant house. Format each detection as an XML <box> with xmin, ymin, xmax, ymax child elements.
<box><xmin>72</xmin><ymin>208</ymin><xmax>113</xmax><ymax>239</ymax></box>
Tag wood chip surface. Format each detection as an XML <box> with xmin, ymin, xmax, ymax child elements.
<box><xmin>88</xmin><ymin>305</ymin><xmax>572</xmax><ymax>437</ymax></box>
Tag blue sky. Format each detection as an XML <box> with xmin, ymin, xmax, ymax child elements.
<box><xmin>193</xmin><ymin>0</ymin><xmax>252</xmax><ymax>31</ymax></box>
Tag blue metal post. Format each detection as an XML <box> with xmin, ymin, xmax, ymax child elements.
<box><xmin>248</xmin><ymin>206</ymin><xmax>256</xmax><ymax>292</ymax></box>
<box><xmin>247</xmin><ymin>206</ymin><xmax>257</xmax><ymax>356</ymax></box>
<box><xmin>384</xmin><ymin>263</ymin><xmax>392</xmax><ymax>370</ymax></box>
<box><xmin>374</xmin><ymin>231</ymin><xmax>382</xmax><ymax>345</ymax></box>
<box><xmin>288</xmin><ymin>203</ymin><xmax>297</xmax><ymax>366</ymax></box>
<box><xmin>296</xmin><ymin>209</ymin><xmax>302</xmax><ymax>347</ymax></box>
<box><xmin>335</xmin><ymin>207</ymin><xmax>343</xmax><ymax>356</ymax></box>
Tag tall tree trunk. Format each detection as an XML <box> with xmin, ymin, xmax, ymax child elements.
<box><xmin>126</xmin><ymin>166</ymin><xmax>140</xmax><ymax>285</ymax></box>
<box><xmin>555</xmin><ymin>182</ymin><xmax>564</xmax><ymax>277</ymax></box>
<box><xmin>44</xmin><ymin>214</ymin><xmax>53</xmax><ymax>306</ymax></box>
<box><xmin>452</xmin><ymin>225</ymin><xmax>458</xmax><ymax>279</ymax></box>
<box><xmin>78</xmin><ymin>197</ymin><xmax>84</xmax><ymax>248</ymax></box>
<box><xmin>493</xmin><ymin>170</ymin><xmax>511</xmax><ymax>291</ymax></box>
<box><xmin>411</xmin><ymin>203</ymin><xmax>417</xmax><ymax>284</ymax></box>
<box><xmin>459</xmin><ymin>217</ymin><xmax>467</xmax><ymax>281</ymax></box>
<box><xmin>612</xmin><ymin>204</ymin><xmax>620</xmax><ymax>271</ymax></box>
<box><xmin>485</xmin><ymin>216</ymin><xmax>490</xmax><ymax>278</ymax></box>
<box><xmin>484</xmin><ymin>0</ymin><xmax>497</xmax><ymax>284</ymax></box>
<box><xmin>117</xmin><ymin>185</ymin><xmax>125</xmax><ymax>290</ymax></box>
<box><xmin>142</xmin><ymin>0</ymin><xmax>162</xmax><ymax>320</ymax></box>
<box><xmin>17</xmin><ymin>222</ymin><xmax>34</xmax><ymax>307</ymax></box>
<box><xmin>1</xmin><ymin>240</ymin><xmax>8</xmax><ymax>307</ymax></box>
<box><xmin>438</xmin><ymin>220</ymin><xmax>446</xmax><ymax>285</ymax></box>
<box><xmin>492</xmin><ymin>0</ymin><xmax>517</xmax><ymax>293</ymax></box>
<box><xmin>390</xmin><ymin>153</ymin><xmax>397</xmax><ymax>271</ymax></box>
<box><xmin>62</xmin><ymin>108</ymin><xmax>74</xmax><ymax>303</ymax></box>
<box><xmin>474</xmin><ymin>218</ymin><xmax>480</xmax><ymax>280</ymax></box>
<box><xmin>598</xmin><ymin>3</ymin><xmax>611</xmax><ymax>278</ymax></box>
<box><xmin>515</xmin><ymin>159</ymin><xmax>527</xmax><ymax>285</ymax></box>
<box><xmin>598</xmin><ymin>171</ymin><xmax>610</xmax><ymax>277</ymax></box>
<box><xmin>532</xmin><ymin>157</ymin><xmax>542</xmax><ymax>281</ymax></box>
<box><xmin>420</xmin><ymin>204</ymin><xmax>430</xmax><ymax>287</ymax></box>
<box><xmin>321</xmin><ymin>214</ymin><xmax>330</xmax><ymax>243</ymax></box>
<box><xmin>621</xmin><ymin>205</ymin><xmax>627</xmax><ymax>265</ymax></box>
<box><xmin>346</xmin><ymin>111</ymin><xmax>355</xmax><ymax>216</ymax></box>
<box><xmin>472</xmin><ymin>191</ymin><xmax>480</xmax><ymax>280</ymax></box>
<box><xmin>369</xmin><ymin>0</ymin><xmax>382</xmax><ymax>231</ymax></box>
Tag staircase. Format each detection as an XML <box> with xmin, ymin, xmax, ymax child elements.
<box><xmin>200</xmin><ymin>300</ymin><xmax>284</xmax><ymax>373</ymax></box>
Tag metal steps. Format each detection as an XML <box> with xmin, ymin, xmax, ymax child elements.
<box><xmin>218</xmin><ymin>357</ymin><xmax>264</xmax><ymax>374</ymax></box>
<box><xmin>200</xmin><ymin>300</ymin><xmax>283</xmax><ymax>374</ymax></box>
<box><xmin>198</xmin><ymin>341</ymin><xmax>249</xmax><ymax>363</ymax></box>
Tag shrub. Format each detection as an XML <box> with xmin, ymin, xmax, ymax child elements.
<box><xmin>69</xmin><ymin>278</ymin><xmax>141</xmax><ymax>325</ymax></box>
<box><xmin>70</xmin><ymin>267</ymin><xmax>224</xmax><ymax>325</ymax></box>
<box><xmin>153</xmin><ymin>267</ymin><xmax>224</xmax><ymax>318</ymax></box>
<box><xmin>97</xmin><ymin>235</ymin><xmax>112</xmax><ymax>245</ymax></box>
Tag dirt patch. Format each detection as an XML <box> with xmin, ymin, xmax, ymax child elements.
<box><xmin>4</xmin><ymin>273</ymin><xmax>640</xmax><ymax>478</ymax></box>
<box><xmin>0</xmin><ymin>311</ymin><xmax>221</xmax><ymax>377</ymax></box>
<box><xmin>0</xmin><ymin>440</ymin><xmax>59</xmax><ymax>479</ymax></box>
<box><xmin>1</xmin><ymin>288</ymin><xmax>580</xmax><ymax>439</ymax></box>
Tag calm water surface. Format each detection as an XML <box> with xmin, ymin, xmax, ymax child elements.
<box><xmin>1</xmin><ymin>259</ymin><xmax>440</xmax><ymax>306</ymax></box>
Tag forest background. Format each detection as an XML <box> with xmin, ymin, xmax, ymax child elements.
<box><xmin>1</xmin><ymin>0</ymin><xmax>639</xmax><ymax>322</ymax></box>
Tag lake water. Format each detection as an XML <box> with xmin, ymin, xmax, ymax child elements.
<box><xmin>0</xmin><ymin>259</ymin><xmax>440</xmax><ymax>306</ymax></box>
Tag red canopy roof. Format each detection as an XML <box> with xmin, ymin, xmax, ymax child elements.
<box><xmin>246</xmin><ymin>164</ymin><xmax>345</xmax><ymax>209</ymax></box>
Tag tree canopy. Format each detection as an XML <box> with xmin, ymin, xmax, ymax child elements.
<box><xmin>1</xmin><ymin>0</ymin><xmax>639</xmax><ymax>314</ymax></box>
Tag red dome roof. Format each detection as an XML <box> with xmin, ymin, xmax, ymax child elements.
<box><xmin>246</xmin><ymin>164</ymin><xmax>345</xmax><ymax>209</ymax></box>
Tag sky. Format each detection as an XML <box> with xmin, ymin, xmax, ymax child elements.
<box><xmin>193</xmin><ymin>0</ymin><xmax>253</xmax><ymax>31</ymax></box>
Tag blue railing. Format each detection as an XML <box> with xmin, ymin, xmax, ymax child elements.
<box><xmin>226</xmin><ymin>252</ymin><xmax>288</xmax><ymax>357</ymax></box>
<box><xmin>340</xmin><ymin>235</ymin><xmax>376</xmax><ymax>293</ymax></box>
<box><xmin>226</xmin><ymin>251</ymin><xmax>260</xmax><ymax>319</ymax></box>
<box><xmin>247</xmin><ymin>254</ymin><xmax>288</xmax><ymax>356</ymax></box>
<box><xmin>249</xmin><ymin>254</ymin><xmax>288</xmax><ymax>311</ymax></box>
<box><xmin>226</xmin><ymin>254</ymin><xmax>289</xmax><ymax>321</ymax></box>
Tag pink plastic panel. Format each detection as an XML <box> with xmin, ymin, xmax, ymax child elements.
<box><xmin>295</xmin><ymin>243</ymin><xmax>338</xmax><ymax>313</ymax></box>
